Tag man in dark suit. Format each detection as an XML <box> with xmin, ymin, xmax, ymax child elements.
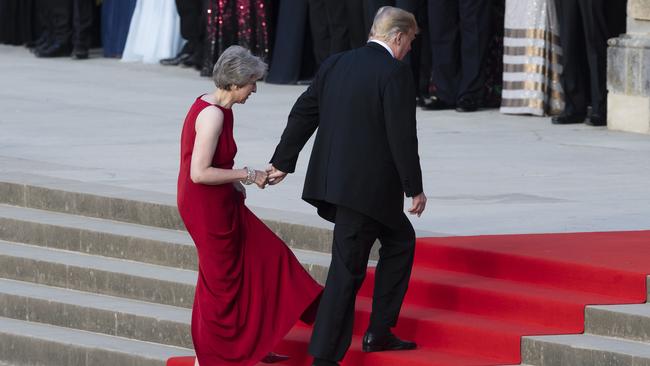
<box><xmin>268</xmin><ymin>7</ymin><xmax>426</xmax><ymax>366</ymax></box>
<box><xmin>35</xmin><ymin>0</ymin><xmax>93</xmax><ymax>59</ymax></box>
<box><xmin>426</xmin><ymin>0</ymin><xmax>491</xmax><ymax>112</ymax></box>
<box><xmin>552</xmin><ymin>0</ymin><xmax>609</xmax><ymax>126</ymax></box>
<box><xmin>160</xmin><ymin>0</ymin><xmax>204</xmax><ymax>69</ymax></box>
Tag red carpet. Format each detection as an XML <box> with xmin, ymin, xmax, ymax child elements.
<box><xmin>168</xmin><ymin>230</ymin><xmax>650</xmax><ymax>366</ymax></box>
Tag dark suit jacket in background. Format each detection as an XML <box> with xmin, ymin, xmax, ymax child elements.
<box><xmin>271</xmin><ymin>42</ymin><xmax>423</xmax><ymax>228</ymax></box>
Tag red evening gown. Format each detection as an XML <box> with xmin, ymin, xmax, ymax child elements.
<box><xmin>177</xmin><ymin>96</ymin><xmax>323</xmax><ymax>366</ymax></box>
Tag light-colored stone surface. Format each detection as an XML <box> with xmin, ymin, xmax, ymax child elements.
<box><xmin>629</xmin><ymin>0</ymin><xmax>650</xmax><ymax>21</ymax></box>
<box><xmin>608</xmin><ymin>93</ymin><xmax>650</xmax><ymax>134</ymax></box>
<box><xmin>3</xmin><ymin>45</ymin><xmax>650</xmax><ymax>236</ymax></box>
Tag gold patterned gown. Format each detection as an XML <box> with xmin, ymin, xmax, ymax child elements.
<box><xmin>500</xmin><ymin>0</ymin><xmax>564</xmax><ymax>116</ymax></box>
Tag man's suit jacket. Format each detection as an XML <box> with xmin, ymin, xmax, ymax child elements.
<box><xmin>271</xmin><ymin>42</ymin><xmax>423</xmax><ymax>228</ymax></box>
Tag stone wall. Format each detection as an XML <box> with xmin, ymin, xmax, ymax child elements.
<box><xmin>607</xmin><ymin>0</ymin><xmax>650</xmax><ymax>134</ymax></box>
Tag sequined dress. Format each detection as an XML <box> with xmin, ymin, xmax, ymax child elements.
<box><xmin>500</xmin><ymin>0</ymin><xmax>565</xmax><ymax>116</ymax></box>
<box><xmin>201</xmin><ymin>0</ymin><xmax>272</xmax><ymax>76</ymax></box>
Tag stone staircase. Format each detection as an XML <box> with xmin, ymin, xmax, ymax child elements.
<box><xmin>2</xmin><ymin>175</ymin><xmax>650</xmax><ymax>366</ymax></box>
<box><xmin>0</xmin><ymin>176</ymin><xmax>334</xmax><ymax>366</ymax></box>
<box><xmin>522</xmin><ymin>300</ymin><xmax>650</xmax><ymax>366</ymax></box>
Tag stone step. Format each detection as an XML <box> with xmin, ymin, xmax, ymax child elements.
<box><xmin>0</xmin><ymin>239</ymin><xmax>197</xmax><ymax>308</ymax></box>
<box><xmin>0</xmin><ymin>316</ymin><xmax>193</xmax><ymax>366</ymax></box>
<box><xmin>0</xmin><ymin>203</ymin><xmax>332</xmax><ymax>282</ymax></box>
<box><xmin>0</xmin><ymin>278</ymin><xmax>192</xmax><ymax>348</ymax></box>
<box><xmin>0</xmin><ymin>203</ymin><xmax>196</xmax><ymax>269</ymax></box>
<box><xmin>0</xmin><ymin>175</ymin><xmax>340</xmax><ymax>256</ymax></box>
<box><xmin>522</xmin><ymin>333</ymin><xmax>650</xmax><ymax>366</ymax></box>
<box><xmin>0</xmin><ymin>201</ymin><xmax>334</xmax><ymax>282</ymax></box>
<box><xmin>0</xmin><ymin>239</ymin><xmax>334</xmax><ymax>307</ymax></box>
<box><xmin>586</xmin><ymin>303</ymin><xmax>650</xmax><ymax>343</ymax></box>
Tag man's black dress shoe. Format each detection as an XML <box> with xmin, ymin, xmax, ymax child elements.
<box><xmin>422</xmin><ymin>98</ymin><xmax>455</xmax><ymax>110</ymax></box>
<box><xmin>27</xmin><ymin>33</ymin><xmax>49</xmax><ymax>49</ymax></box>
<box><xmin>456</xmin><ymin>97</ymin><xmax>478</xmax><ymax>112</ymax></box>
<box><xmin>312</xmin><ymin>357</ymin><xmax>339</xmax><ymax>366</ymax></box>
<box><xmin>551</xmin><ymin>113</ymin><xmax>586</xmax><ymax>125</ymax></box>
<box><xmin>36</xmin><ymin>42</ymin><xmax>72</xmax><ymax>58</ymax></box>
<box><xmin>160</xmin><ymin>52</ymin><xmax>191</xmax><ymax>66</ymax></box>
<box><xmin>261</xmin><ymin>352</ymin><xmax>290</xmax><ymax>363</ymax></box>
<box><xmin>72</xmin><ymin>46</ymin><xmax>89</xmax><ymax>60</ymax></box>
<box><xmin>362</xmin><ymin>331</ymin><xmax>417</xmax><ymax>352</ymax></box>
<box><xmin>585</xmin><ymin>114</ymin><xmax>606</xmax><ymax>126</ymax></box>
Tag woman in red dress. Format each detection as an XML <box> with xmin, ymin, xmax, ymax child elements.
<box><xmin>177</xmin><ymin>45</ymin><xmax>323</xmax><ymax>366</ymax></box>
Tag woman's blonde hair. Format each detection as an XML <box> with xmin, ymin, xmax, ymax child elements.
<box><xmin>369</xmin><ymin>6</ymin><xmax>418</xmax><ymax>42</ymax></box>
<box><xmin>212</xmin><ymin>45</ymin><xmax>267</xmax><ymax>90</ymax></box>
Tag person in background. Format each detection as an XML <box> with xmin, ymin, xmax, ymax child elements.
<box><xmin>426</xmin><ymin>0</ymin><xmax>491</xmax><ymax>112</ymax></box>
<box><xmin>200</xmin><ymin>0</ymin><xmax>273</xmax><ymax>77</ymax></box>
<box><xmin>34</xmin><ymin>0</ymin><xmax>94</xmax><ymax>59</ymax></box>
<box><xmin>551</xmin><ymin>0</ymin><xmax>607</xmax><ymax>126</ymax></box>
<box><xmin>101</xmin><ymin>0</ymin><xmax>136</xmax><ymax>58</ymax></box>
<box><xmin>160</xmin><ymin>0</ymin><xmax>205</xmax><ymax>69</ymax></box>
<box><xmin>121</xmin><ymin>0</ymin><xmax>183</xmax><ymax>64</ymax></box>
<box><xmin>500</xmin><ymin>0</ymin><xmax>564</xmax><ymax>116</ymax></box>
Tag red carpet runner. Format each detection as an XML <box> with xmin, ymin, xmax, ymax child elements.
<box><xmin>168</xmin><ymin>230</ymin><xmax>650</xmax><ymax>366</ymax></box>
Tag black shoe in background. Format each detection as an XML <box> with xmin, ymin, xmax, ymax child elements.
<box><xmin>72</xmin><ymin>46</ymin><xmax>89</xmax><ymax>60</ymax></box>
<box><xmin>456</xmin><ymin>97</ymin><xmax>478</xmax><ymax>112</ymax></box>
<box><xmin>160</xmin><ymin>53</ymin><xmax>192</xmax><ymax>66</ymax></box>
<box><xmin>36</xmin><ymin>42</ymin><xmax>72</xmax><ymax>58</ymax></box>
<box><xmin>585</xmin><ymin>114</ymin><xmax>607</xmax><ymax>126</ymax></box>
<box><xmin>422</xmin><ymin>98</ymin><xmax>455</xmax><ymax>110</ymax></box>
<box><xmin>551</xmin><ymin>113</ymin><xmax>586</xmax><ymax>125</ymax></box>
<box><xmin>27</xmin><ymin>32</ymin><xmax>50</xmax><ymax>49</ymax></box>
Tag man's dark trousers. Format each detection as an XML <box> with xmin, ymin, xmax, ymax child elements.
<box><xmin>308</xmin><ymin>205</ymin><xmax>416</xmax><ymax>362</ymax></box>
<box><xmin>49</xmin><ymin>0</ymin><xmax>92</xmax><ymax>48</ymax></box>
<box><xmin>176</xmin><ymin>0</ymin><xmax>204</xmax><ymax>60</ymax></box>
<box><xmin>554</xmin><ymin>0</ymin><xmax>608</xmax><ymax>117</ymax></box>
<box><xmin>427</xmin><ymin>0</ymin><xmax>490</xmax><ymax>105</ymax></box>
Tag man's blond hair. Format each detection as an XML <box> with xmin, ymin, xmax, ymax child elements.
<box><xmin>369</xmin><ymin>6</ymin><xmax>418</xmax><ymax>42</ymax></box>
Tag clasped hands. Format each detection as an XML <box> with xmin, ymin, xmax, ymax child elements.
<box><xmin>240</xmin><ymin>165</ymin><xmax>426</xmax><ymax>218</ymax></box>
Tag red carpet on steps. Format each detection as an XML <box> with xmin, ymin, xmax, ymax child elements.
<box><xmin>168</xmin><ymin>230</ymin><xmax>650</xmax><ymax>366</ymax></box>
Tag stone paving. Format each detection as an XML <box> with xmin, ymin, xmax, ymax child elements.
<box><xmin>2</xmin><ymin>44</ymin><xmax>650</xmax><ymax>236</ymax></box>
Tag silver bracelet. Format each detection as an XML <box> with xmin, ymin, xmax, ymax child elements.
<box><xmin>242</xmin><ymin>167</ymin><xmax>256</xmax><ymax>185</ymax></box>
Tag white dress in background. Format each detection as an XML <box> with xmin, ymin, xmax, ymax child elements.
<box><xmin>500</xmin><ymin>0</ymin><xmax>564</xmax><ymax>116</ymax></box>
<box><xmin>121</xmin><ymin>0</ymin><xmax>184</xmax><ymax>64</ymax></box>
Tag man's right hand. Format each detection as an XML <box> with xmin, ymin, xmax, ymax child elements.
<box><xmin>408</xmin><ymin>192</ymin><xmax>427</xmax><ymax>217</ymax></box>
<box><xmin>266</xmin><ymin>164</ymin><xmax>288</xmax><ymax>185</ymax></box>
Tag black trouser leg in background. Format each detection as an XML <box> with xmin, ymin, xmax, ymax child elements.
<box><xmin>576</xmin><ymin>0</ymin><xmax>608</xmax><ymax>117</ymax></box>
<box><xmin>427</xmin><ymin>0</ymin><xmax>460</xmax><ymax>105</ymax></box>
<box><xmin>72</xmin><ymin>0</ymin><xmax>92</xmax><ymax>50</ymax></box>
<box><xmin>49</xmin><ymin>0</ymin><xmax>72</xmax><ymax>45</ymax></box>
<box><xmin>555</xmin><ymin>0</ymin><xmax>589</xmax><ymax>117</ymax></box>
<box><xmin>308</xmin><ymin>0</ymin><xmax>331</xmax><ymax>67</ymax></box>
<box><xmin>456</xmin><ymin>0</ymin><xmax>489</xmax><ymax>102</ymax></box>
<box><xmin>324</xmin><ymin>0</ymin><xmax>350</xmax><ymax>55</ymax></box>
<box><xmin>176</xmin><ymin>0</ymin><xmax>204</xmax><ymax>57</ymax></box>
